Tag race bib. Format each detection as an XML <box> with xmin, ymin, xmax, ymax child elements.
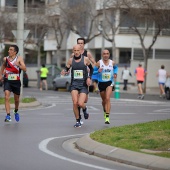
<box><xmin>74</xmin><ymin>70</ymin><xmax>83</xmax><ymax>79</ymax></box>
<box><xmin>102</xmin><ymin>72</ymin><xmax>111</xmax><ymax>81</ymax></box>
<box><xmin>8</xmin><ymin>74</ymin><xmax>18</xmax><ymax>80</ymax></box>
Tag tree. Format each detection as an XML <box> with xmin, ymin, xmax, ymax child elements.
<box><xmin>123</xmin><ymin>0</ymin><xmax>170</xmax><ymax>92</ymax></box>
<box><xmin>60</xmin><ymin>0</ymin><xmax>101</xmax><ymax>44</ymax></box>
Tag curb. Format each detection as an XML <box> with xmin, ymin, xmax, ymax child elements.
<box><xmin>75</xmin><ymin>134</ymin><xmax>170</xmax><ymax>170</ymax></box>
<box><xmin>0</xmin><ymin>101</ymin><xmax>41</xmax><ymax>110</ymax></box>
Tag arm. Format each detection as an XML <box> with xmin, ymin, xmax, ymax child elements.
<box><xmin>16</xmin><ymin>56</ymin><xmax>27</xmax><ymax>72</ymax></box>
<box><xmin>87</xmin><ymin>52</ymin><xmax>96</xmax><ymax>65</ymax></box>
<box><xmin>113</xmin><ymin>62</ymin><xmax>118</xmax><ymax>78</ymax></box>
<box><xmin>61</xmin><ymin>58</ymin><xmax>72</xmax><ymax>75</ymax></box>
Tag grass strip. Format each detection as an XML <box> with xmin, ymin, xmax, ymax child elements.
<box><xmin>90</xmin><ymin>119</ymin><xmax>170</xmax><ymax>158</ymax></box>
<box><xmin>0</xmin><ymin>97</ymin><xmax>36</xmax><ymax>104</ymax></box>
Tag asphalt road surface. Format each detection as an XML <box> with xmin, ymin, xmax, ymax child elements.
<box><xmin>0</xmin><ymin>87</ymin><xmax>169</xmax><ymax>170</ymax></box>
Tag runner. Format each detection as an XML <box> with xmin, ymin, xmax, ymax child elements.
<box><xmin>0</xmin><ymin>45</ymin><xmax>27</xmax><ymax>122</ymax></box>
<box><xmin>93</xmin><ymin>49</ymin><xmax>118</xmax><ymax>124</ymax></box>
<box><xmin>62</xmin><ymin>44</ymin><xmax>93</xmax><ymax>128</ymax></box>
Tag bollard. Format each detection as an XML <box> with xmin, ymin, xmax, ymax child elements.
<box><xmin>114</xmin><ymin>82</ymin><xmax>120</xmax><ymax>99</ymax></box>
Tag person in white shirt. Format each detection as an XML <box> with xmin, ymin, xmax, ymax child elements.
<box><xmin>121</xmin><ymin>65</ymin><xmax>132</xmax><ymax>90</ymax></box>
<box><xmin>156</xmin><ymin>65</ymin><xmax>167</xmax><ymax>97</ymax></box>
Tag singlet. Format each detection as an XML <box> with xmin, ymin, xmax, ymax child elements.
<box><xmin>98</xmin><ymin>59</ymin><xmax>113</xmax><ymax>83</ymax></box>
<box><xmin>158</xmin><ymin>69</ymin><xmax>166</xmax><ymax>83</ymax></box>
<box><xmin>82</xmin><ymin>50</ymin><xmax>87</xmax><ymax>57</ymax></box>
<box><xmin>71</xmin><ymin>55</ymin><xmax>88</xmax><ymax>87</ymax></box>
<box><xmin>135</xmin><ymin>67</ymin><xmax>145</xmax><ymax>81</ymax></box>
<box><xmin>5</xmin><ymin>56</ymin><xmax>20</xmax><ymax>81</ymax></box>
<box><xmin>40</xmin><ymin>67</ymin><xmax>49</xmax><ymax>78</ymax></box>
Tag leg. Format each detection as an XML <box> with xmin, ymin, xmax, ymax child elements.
<box><xmin>14</xmin><ymin>93</ymin><xmax>20</xmax><ymax>122</ymax></box>
<box><xmin>4</xmin><ymin>90</ymin><xmax>11</xmax><ymax>115</ymax></box>
<box><xmin>40</xmin><ymin>80</ymin><xmax>43</xmax><ymax>90</ymax></box>
<box><xmin>43</xmin><ymin>79</ymin><xmax>48</xmax><ymax>90</ymax></box>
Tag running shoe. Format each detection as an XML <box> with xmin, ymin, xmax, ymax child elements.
<box><xmin>4</xmin><ymin>115</ymin><xmax>11</xmax><ymax>122</ymax></box>
<box><xmin>83</xmin><ymin>107</ymin><xmax>89</xmax><ymax>119</ymax></box>
<box><xmin>80</xmin><ymin>119</ymin><xmax>84</xmax><ymax>125</ymax></box>
<box><xmin>13</xmin><ymin>110</ymin><xmax>20</xmax><ymax>122</ymax></box>
<box><xmin>74</xmin><ymin>122</ymin><xmax>81</xmax><ymax>128</ymax></box>
<box><xmin>105</xmin><ymin>117</ymin><xmax>110</xmax><ymax>124</ymax></box>
<box><xmin>140</xmin><ymin>94</ymin><xmax>144</xmax><ymax>100</ymax></box>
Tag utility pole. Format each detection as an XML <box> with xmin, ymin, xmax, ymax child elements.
<box><xmin>17</xmin><ymin>0</ymin><xmax>24</xmax><ymax>100</ymax></box>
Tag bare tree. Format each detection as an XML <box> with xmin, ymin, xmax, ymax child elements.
<box><xmin>123</xmin><ymin>0</ymin><xmax>170</xmax><ymax>92</ymax></box>
<box><xmin>25</xmin><ymin>7</ymin><xmax>48</xmax><ymax>67</ymax></box>
<box><xmin>60</xmin><ymin>0</ymin><xmax>101</xmax><ymax>44</ymax></box>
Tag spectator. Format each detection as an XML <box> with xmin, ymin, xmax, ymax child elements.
<box><xmin>121</xmin><ymin>65</ymin><xmax>132</xmax><ymax>90</ymax></box>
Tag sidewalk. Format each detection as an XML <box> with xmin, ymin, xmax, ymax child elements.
<box><xmin>76</xmin><ymin>134</ymin><xmax>170</xmax><ymax>170</ymax></box>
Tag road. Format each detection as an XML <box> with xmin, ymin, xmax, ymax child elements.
<box><xmin>0</xmin><ymin>87</ymin><xmax>169</xmax><ymax>170</ymax></box>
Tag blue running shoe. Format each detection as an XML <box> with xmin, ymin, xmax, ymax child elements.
<box><xmin>4</xmin><ymin>115</ymin><xmax>11</xmax><ymax>122</ymax></box>
<box><xmin>13</xmin><ymin>110</ymin><xmax>20</xmax><ymax>122</ymax></box>
<box><xmin>74</xmin><ymin>122</ymin><xmax>81</xmax><ymax>128</ymax></box>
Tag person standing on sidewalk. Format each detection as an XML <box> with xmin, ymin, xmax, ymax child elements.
<box><xmin>135</xmin><ymin>63</ymin><xmax>147</xmax><ymax>99</ymax></box>
<box><xmin>61</xmin><ymin>44</ymin><xmax>93</xmax><ymax>128</ymax></box>
<box><xmin>93</xmin><ymin>49</ymin><xmax>118</xmax><ymax>124</ymax></box>
<box><xmin>40</xmin><ymin>64</ymin><xmax>49</xmax><ymax>91</ymax></box>
<box><xmin>121</xmin><ymin>65</ymin><xmax>132</xmax><ymax>90</ymax></box>
<box><xmin>156</xmin><ymin>65</ymin><xmax>167</xmax><ymax>98</ymax></box>
<box><xmin>0</xmin><ymin>45</ymin><xmax>27</xmax><ymax>122</ymax></box>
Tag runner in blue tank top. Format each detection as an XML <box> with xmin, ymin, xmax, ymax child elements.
<box><xmin>93</xmin><ymin>49</ymin><xmax>118</xmax><ymax>124</ymax></box>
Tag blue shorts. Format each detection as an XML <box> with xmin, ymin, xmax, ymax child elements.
<box><xmin>159</xmin><ymin>82</ymin><xmax>165</xmax><ymax>85</ymax></box>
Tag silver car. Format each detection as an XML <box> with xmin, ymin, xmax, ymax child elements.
<box><xmin>52</xmin><ymin>73</ymin><xmax>71</xmax><ymax>91</ymax></box>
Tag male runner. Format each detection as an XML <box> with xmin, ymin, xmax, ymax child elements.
<box><xmin>0</xmin><ymin>45</ymin><xmax>27</xmax><ymax>122</ymax></box>
<box><xmin>62</xmin><ymin>44</ymin><xmax>93</xmax><ymax>128</ymax></box>
<box><xmin>93</xmin><ymin>49</ymin><xmax>118</xmax><ymax>124</ymax></box>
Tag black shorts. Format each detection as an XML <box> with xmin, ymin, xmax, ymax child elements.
<box><xmin>4</xmin><ymin>79</ymin><xmax>21</xmax><ymax>95</ymax></box>
<box><xmin>41</xmin><ymin>77</ymin><xmax>47</xmax><ymax>81</ymax></box>
<box><xmin>98</xmin><ymin>81</ymin><xmax>112</xmax><ymax>92</ymax></box>
<box><xmin>70</xmin><ymin>85</ymin><xmax>88</xmax><ymax>94</ymax></box>
<box><xmin>137</xmin><ymin>81</ymin><xmax>143</xmax><ymax>84</ymax></box>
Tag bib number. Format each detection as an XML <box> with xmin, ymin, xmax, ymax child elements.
<box><xmin>102</xmin><ymin>73</ymin><xmax>111</xmax><ymax>81</ymax></box>
<box><xmin>8</xmin><ymin>74</ymin><xmax>18</xmax><ymax>80</ymax></box>
<box><xmin>74</xmin><ymin>70</ymin><xmax>83</xmax><ymax>79</ymax></box>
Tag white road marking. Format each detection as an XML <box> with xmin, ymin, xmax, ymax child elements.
<box><xmin>39</xmin><ymin>134</ymin><xmax>117</xmax><ymax>170</ymax></box>
<box><xmin>153</xmin><ymin>108</ymin><xmax>170</xmax><ymax>113</ymax></box>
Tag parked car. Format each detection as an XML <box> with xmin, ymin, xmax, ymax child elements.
<box><xmin>52</xmin><ymin>73</ymin><xmax>93</xmax><ymax>92</ymax></box>
<box><xmin>0</xmin><ymin>72</ymin><xmax>29</xmax><ymax>87</ymax></box>
<box><xmin>52</xmin><ymin>73</ymin><xmax>71</xmax><ymax>91</ymax></box>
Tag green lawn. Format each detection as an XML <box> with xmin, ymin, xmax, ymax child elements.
<box><xmin>0</xmin><ymin>97</ymin><xmax>36</xmax><ymax>104</ymax></box>
<box><xmin>90</xmin><ymin>119</ymin><xmax>170</xmax><ymax>158</ymax></box>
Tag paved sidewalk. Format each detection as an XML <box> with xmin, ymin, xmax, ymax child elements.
<box><xmin>76</xmin><ymin>134</ymin><xmax>170</xmax><ymax>170</ymax></box>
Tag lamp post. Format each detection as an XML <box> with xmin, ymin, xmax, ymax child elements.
<box><xmin>17</xmin><ymin>0</ymin><xmax>24</xmax><ymax>100</ymax></box>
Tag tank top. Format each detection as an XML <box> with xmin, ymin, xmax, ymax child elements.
<box><xmin>5</xmin><ymin>56</ymin><xmax>20</xmax><ymax>80</ymax></box>
<box><xmin>158</xmin><ymin>69</ymin><xmax>166</xmax><ymax>83</ymax></box>
<box><xmin>82</xmin><ymin>50</ymin><xmax>87</xmax><ymax>57</ymax></box>
<box><xmin>135</xmin><ymin>67</ymin><xmax>145</xmax><ymax>81</ymax></box>
<box><xmin>98</xmin><ymin>59</ymin><xmax>113</xmax><ymax>82</ymax></box>
<box><xmin>71</xmin><ymin>55</ymin><xmax>88</xmax><ymax>87</ymax></box>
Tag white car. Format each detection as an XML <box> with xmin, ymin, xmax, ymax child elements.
<box><xmin>52</xmin><ymin>73</ymin><xmax>71</xmax><ymax>91</ymax></box>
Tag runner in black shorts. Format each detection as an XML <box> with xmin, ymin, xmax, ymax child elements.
<box><xmin>61</xmin><ymin>44</ymin><xmax>93</xmax><ymax>128</ymax></box>
<box><xmin>0</xmin><ymin>45</ymin><xmax>27</xmax><ymax>122</ymax></box>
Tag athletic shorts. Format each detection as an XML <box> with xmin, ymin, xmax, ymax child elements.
<box><xmin>98</xmin><ymin>81</ymin><xmax>112</xmax><ymax>92</ymax></box>
<box><xmin>4</xmin><ymin>79</ymin><xmax>21</xmax><ymax>95</ymax></box>
<box><xmin>159</xmin><ymin>82</ymin><xmax>165</xmax><ymax>85</ymax></box>
<box><xmin>41</xmin><ymin>77</ymin><xmax>47</xmax><ymax>81</ymax></box>
<box><xmin>137</xmin><ymin>81</ymin><xmax>143</xmax><ymax>84</ymax></box>
<box><xmin>70</xmin><ymin>85</ymin><xmax>88</xmax><ymax>94</ymax></box>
